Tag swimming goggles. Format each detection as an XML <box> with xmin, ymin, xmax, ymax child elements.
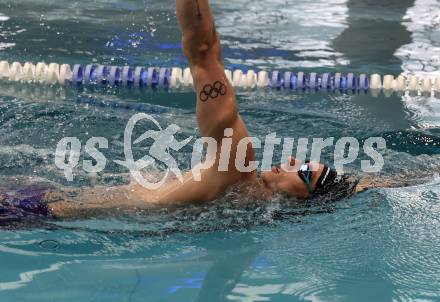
<box><xmin>298</xmin><ymin>163</ymin><xmax>314</xmax><ymax>194</ymax></box>
<box><xmin>298</xmin><ymin>163</ymin><xmax>333</xmax><ymax>195</ymax></box>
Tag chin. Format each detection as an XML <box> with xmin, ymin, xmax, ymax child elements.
<box><xmin>260</xmin><ymin>174</ymin><xmax>278</xmax><ymax>193</ymax></box>
<box><xmin>260</xmin><ymin>173</ymin><xmax>268</xmax><ymax>186</ymax></box>
<box><xmin>260</xmin><ymin>171</ymin><xmax>272</xmax><ymax>184</ymax></box>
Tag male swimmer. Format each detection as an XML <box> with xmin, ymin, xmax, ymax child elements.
<box><xmin>0</xmin><ymin>0</ymin><xmax>437</xmax><ymax>220</ymax></box>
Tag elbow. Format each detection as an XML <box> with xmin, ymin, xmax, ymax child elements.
<box><xmin>216</xmin><ymin>106</ymin><xmax>238</xmax><ymax>130</ymax></box>
<box><xmin>201</xmin><ymin>103</ymin><xmax>239</xmax><ymax>138</ymax></box>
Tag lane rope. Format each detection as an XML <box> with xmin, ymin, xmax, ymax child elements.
<box><xmin>1</xmin><ymin>61</ymin><xmax>440</xmax><ymax>96</ymax></box>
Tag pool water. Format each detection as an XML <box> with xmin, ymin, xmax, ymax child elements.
<box><xmin>1</xmin><ymin>0</ymin><xmax>440</xmax><ymax>301</ymax></box>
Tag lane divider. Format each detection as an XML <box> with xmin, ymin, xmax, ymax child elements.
<box><xmin>1</xmin><ymin>61</ymin><xmax>440</xmax><ymax>96</ymax></box>
<box><xmin>0</xmin><ymin>80</ymin><xmax>167</xmax><ymax>113</ymax></box>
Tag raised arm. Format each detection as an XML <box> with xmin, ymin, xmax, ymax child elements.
<box><xmin>168</xmin><ymin>0</ymin><xmax>256</xmax><ymax>200</ymax></box>
<box><xmin>176</xmin><ymin>0</ymin><xmax>237</xmax><ymax>139</ymax></box>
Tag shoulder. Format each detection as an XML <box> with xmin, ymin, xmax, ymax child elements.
<box><xmin>356</xmin><ymin>168</ymin><xmax>439</xmax><ymax>192</ymax></box>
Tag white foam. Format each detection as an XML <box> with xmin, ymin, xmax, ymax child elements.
<box><xmin>0</xmin><ymin>14</ymin><xmax>10</xmax><ymax>22</ymax></box>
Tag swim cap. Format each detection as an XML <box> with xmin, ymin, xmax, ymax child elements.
<box><xmin>314</xmin><ymin>166</ymin><xmax>358</xmax><ymax>202</ymax></box>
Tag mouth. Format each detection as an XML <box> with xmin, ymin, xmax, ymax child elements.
<box><xmin>271</xmin><ymin>166</ymin><xmax>280</xmax><ymax>174</ymax></box>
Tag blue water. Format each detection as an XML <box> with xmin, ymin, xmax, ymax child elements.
<box><xmin>1</xmin><ymin>0</ymin><xmax>440</xmax><ymax>301</ymax></box>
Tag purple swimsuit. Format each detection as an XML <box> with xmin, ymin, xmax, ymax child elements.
<box><xmin>0</xmin><ymin>185</ymin><xmax>52</xmax><ymax>220</ymax></box>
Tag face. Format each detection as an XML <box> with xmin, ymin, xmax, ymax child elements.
<box><xmin>261</xmin><ymin>157</ymin><xmax>323</xmax><ymax>199</ymax></box>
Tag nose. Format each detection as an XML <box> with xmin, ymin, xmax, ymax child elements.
<box><xmin>288</xmin><ymin>156</ymin><xmax>298</xmax><ymax>166</ymax></box>
<box><xmin>281</xmin><ymin>156</ymin><xmax>300</xmax><ymax>172</ymax></box>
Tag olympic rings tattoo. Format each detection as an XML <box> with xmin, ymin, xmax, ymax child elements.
<box><xmin>199</xmin><ymin>81</ymin><xmax>227</xmax><ymax>102</ymax></box>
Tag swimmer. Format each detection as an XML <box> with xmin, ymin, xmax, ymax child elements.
<box><xmin>1</xmin><ymin>0</ymin><xmax>438</xmax><ymax>220</ymax></box>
